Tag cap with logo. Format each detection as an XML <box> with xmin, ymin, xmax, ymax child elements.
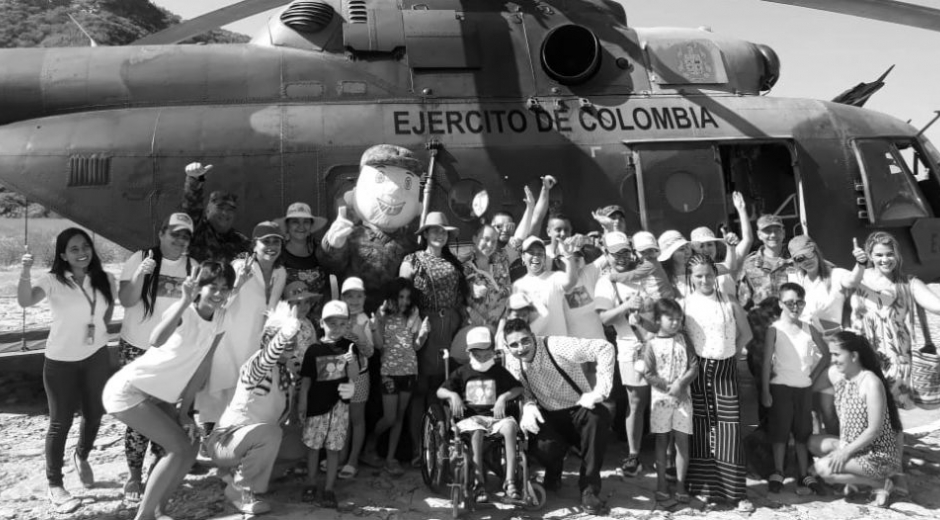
<box><xmin>322</xmin><ymin>300</ymin><xmax>349</xmax><ymax>319</ymax></box>
<box><xmin>341</xmin><ymin>277</ymin><xmax>365</xmax><ymax>294</ymax></box>
<box><xmin>465</xmin><ymin>326</ymin><xmax>493</xmax><ymax>351</ymax></box>
<box><xmin>164</xmin><ymin>213</ymin><xmax>194</xmax><ymax>234</ymax></box>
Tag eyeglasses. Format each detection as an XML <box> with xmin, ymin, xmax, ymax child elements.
<box><xmin>506</xmin><ymin>336</ymin><xmax>534</xmax><ymax>350</ymax></box>
<box><xmin>781</xmin><ymin>299</ymin><xmax>806</xmax><ymax>309</ymax></box>
<box><xmin>793</xmin><ymin>253</ymin><xmax>816</xmax><ymax>264</ymax></box>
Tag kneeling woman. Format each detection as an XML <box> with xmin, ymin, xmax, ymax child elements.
<box><xmin>809</xmin><ymin>331</ymin><xmax>902</xmax><ymax>507</ymax></box>
<box><xmin>103</xmin><ymin>262</ymin><xmax>235</xmax><ymax>520</ymax></box>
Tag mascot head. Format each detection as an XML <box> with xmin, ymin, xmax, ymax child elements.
<box><xmin>353</xmin><ymin>144</ymin><xmax>423</xmax><ymax>232</ymax></box>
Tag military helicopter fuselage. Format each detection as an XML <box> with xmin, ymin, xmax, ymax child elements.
<box><xmin>1</xmin><ymin>0</ymin><xmax>939</xmax><ymax>281</ymax></box>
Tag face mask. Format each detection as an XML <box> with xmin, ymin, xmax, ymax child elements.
<box><xmin>469</xmin><ymin>356</ymin><xmax>495</xmax><ymax>372</ymax></box>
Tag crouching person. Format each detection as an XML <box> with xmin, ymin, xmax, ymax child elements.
<box><xmin>206</xmin><ymin>283</ymin><xmax>318</xmax><ymax>515</ymax></box>
<box><xmin>502</xmin><ymin>319</ymin><xmax>615</xmax><ymax>514</ymax></box>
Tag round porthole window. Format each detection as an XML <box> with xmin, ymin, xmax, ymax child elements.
<box><xmin>663</xmin><ymin>171</ymin><xmax>704</xmax><ymax>213</ymax></box>
<box><xmin>448</xmin><ymin>179</ymin><xmax>489</xmax><ymax>222</ymax></box>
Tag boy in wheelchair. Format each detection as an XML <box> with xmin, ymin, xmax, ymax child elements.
<box><xmin>436</xmin><ymin>327</ymin><xmax>523</xmax><ymax>502</ymax></box>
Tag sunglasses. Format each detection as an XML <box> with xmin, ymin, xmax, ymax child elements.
<box><xmin>793</xmin><ymin>253</ymin><xmax>816</xmax><ymax>264</ymax></box>
<box><xmin>781</xmin><ymin>299</ymin><xmax>806</xmax><ymax>309</ymax></box>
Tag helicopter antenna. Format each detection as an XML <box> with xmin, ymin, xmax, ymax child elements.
<box><xmin>916</xmin><ymin>111</ymin><xmax>940</xmax><ymax>137</ymax></box>
<box><xmin>68</xmin><ymin>13</ymin><xmax>99</xmax><ymax>47</ymax></box>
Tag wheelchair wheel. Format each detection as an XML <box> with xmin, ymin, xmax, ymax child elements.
<box><xmin>450</xmin><ymin>447</ymin><xmax>472</xmax><ymax>519</ymax></box>
<box><xmin>420</xmin><ymin>404</ymin><xmax>449</xmax><ymax>494</ymax></box>
<box><xmin>524</xmin><ymin>481</ymin><xmax>547</xmax><ymax>511</ymax></box>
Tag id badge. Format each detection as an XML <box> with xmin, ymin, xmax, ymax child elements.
<box><xmin>85</xmin><ymin>323</ymin><xmax>96</xmax><ymax>345</ymax></box>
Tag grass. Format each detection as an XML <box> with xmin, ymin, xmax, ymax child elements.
<box><xmin>0</xmin><ymin>218</ymin><xmax>130</xmax><ymax>267</ymax></box>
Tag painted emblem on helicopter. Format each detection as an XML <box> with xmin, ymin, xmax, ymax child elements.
<box><xmin>677</xmin><ymin>42</ymin><xmax>715</xmax><ymax>83</ymax></box>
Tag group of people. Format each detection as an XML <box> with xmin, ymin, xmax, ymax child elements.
<box><xmin>16</xmin><ymin>143</ymin><xmax>937</xmax><ymax>519</ymax></box>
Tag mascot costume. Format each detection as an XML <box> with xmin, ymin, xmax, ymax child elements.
<box><xmin>319</xmin><ymin>144</ymin><xmax>424</xmax><ymax>311</ymax></box>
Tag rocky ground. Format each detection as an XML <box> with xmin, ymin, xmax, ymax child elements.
<box><xmin>0</xmin><ymin>368</ymin><xmax>938</xmax><ymax>520</ymax></box>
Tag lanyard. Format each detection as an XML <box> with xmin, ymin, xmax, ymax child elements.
<box><xmin>75</xmin><ymin>278</ymin><xmax>97</xmax><ymax>319</ymax></box>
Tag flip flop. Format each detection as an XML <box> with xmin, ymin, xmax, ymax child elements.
<box><xmin>338</xmin><ymin>464</ymin><xmax>358</xmax><ymax>480</ymax></box>
<box><xmin>123</xmin><ymin>478</ymin><xmax>142</xmax><ymax>502</ymax></box>
<box><xmin>655</xmin><ymin>491</ymin><xmax>677</xmax><ymax>508</ymax></box>
<box><xmin>48</xmin><ymin>487</ymin><xmax>81</xmax><ymax>514</ymax></box>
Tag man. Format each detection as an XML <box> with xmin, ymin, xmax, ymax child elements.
<box><xmin>502</xmin><ymin>318</ymin><xmax>615</xmax><ymax>514</ymax></box>
<box><xmin>591</xmin><ymin>204</ymin><xmax>629</xmax><ymax>234</ymax></box>
<box><xmin>739</xmin><ymin>214</ymin><xmax>792</xmax><ymax>309</ymax></box>
<box><xmin>512</xmin><ymin>236</ymin><xmax>578</xmax><ymax>337</ymax></box>
<box><xmin>181</xmin><ymin>162</ymin><xmax>251</xmax><ymax>264</ymax></box>
<box><xmin>496</xmin><ymin>176</ymin><xmax>556</xmax><ymax>282</ymax></box>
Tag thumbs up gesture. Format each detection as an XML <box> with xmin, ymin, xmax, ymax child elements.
<box><xmin>851</xmin><ymin>238</ymin><xmax>868</xmax><ymax>265</ymax></box>
<box><xmin>325</xmin><ymin>206</ymin><xmax>355</xmax><ymax>249</ymax></box>
<box><xmin>21</xmin><ymin>244</ymin><xmax>34</xmax><ymax>272</ymax></box>
<box><xmin>137</xmin><ymin>250</ymin><xmax>157</xmax><ymax>278</ymax></box>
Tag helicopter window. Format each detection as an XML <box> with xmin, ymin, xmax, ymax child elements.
<box><xmin>448</xmin><ymin>179</ymin><xmax>489</xmax><ymax>222</ymax></box>
<box><xmin>663</xmin><ymin>171</ymin><xmax>704</xmax><ymax>213</ymax></box>
<box><xmin>854</xmin><ymin>139</ymin><xmax>931</xmax><ymax>222</ymax></box>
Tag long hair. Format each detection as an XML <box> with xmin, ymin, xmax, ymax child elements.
<box><xmin>831</xmin><ymin>331</ymin><xmax>903</xmax><ymax>432</ymax></box>
<box><xmin>864</xmin><ymin>231</ymin><xmax>904</xmax><ymax>283</ymax></box>
<box><xmin>795</xmin><ymin>237</ymin><xmax>834</xmax><ymax>291</ymax></box>
<box><xmin>191</xmin><ymin>261</ymin><xmax>236</xmax><ymax>304</ymax></box>
<box><xmin>50</xmin><ymin>228</ymin><xmax>113</xmax><ymax>307</ymax></box>
<box><xmin>139</xmin><ymin>224</ymin><xmax>193</xmax><ymax>319</ymax></box>
<box><xmin>684</xmin><ymin>253</ymin><xmax>721</xmax><ymax>301</ymax></box>
<box><xmin>383</xmin><ymin>277</ymin><xmax>417</xmax><ymax>317</ymax></box>
<box><xmin>419</xmin><ymin>230</ymin><xmax>469</xmax><ymax>302</ymax></box>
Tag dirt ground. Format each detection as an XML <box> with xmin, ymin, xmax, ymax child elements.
<box><xmin>0</xmin><ymin>367</ymin><xmax>938</xmax><ymax>520</ymax></box>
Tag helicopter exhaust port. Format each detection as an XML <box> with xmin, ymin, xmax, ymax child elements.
<box><xmin>540</xmin><ymin>24</ymin><xmax>602</xmax><ymax>85</ymax></box>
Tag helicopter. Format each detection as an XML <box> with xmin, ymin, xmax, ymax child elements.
<box><xmin>1</xmin><ymin>0</ymin><xmax>940</xmax><ymax>288</ymax></box>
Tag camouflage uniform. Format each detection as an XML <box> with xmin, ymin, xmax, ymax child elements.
<box><xmin>181</xmin><ymin>175</ymin><xmax>251</xmax><ymax>264</ymax></box>
<box><xmin>738</xmin><ymin>247</ymin><xmax>793</xmax><ymax>310</ymax></box>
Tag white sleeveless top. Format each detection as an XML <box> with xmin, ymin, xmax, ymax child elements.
<box><xmin>683</xmin><ymin>292</ymin><xmax>737</xmax><ymax>360</ymax></box>
<box><xmin>770</xmin><ymin>321</ymin><xmax>819</xmax><ymax>388</ymax></box>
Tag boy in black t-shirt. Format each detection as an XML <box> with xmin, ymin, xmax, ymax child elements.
<box><xmin>437</xmin><ymin>327</ymin><xmax>523</xmax><ymax>502</ymax></box>
<box><xmin>299</xmin><ymin>300</ymin><xmax>359</xmax><ymax>508</ymax></box>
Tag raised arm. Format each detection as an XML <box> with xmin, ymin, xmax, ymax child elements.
<box><xmin>17</xmin><ymin>249</ymin><xmax>46</xmax><ymax>307</ymax></box>
<box><xmin>557</xmin><ymin>239</ymin><xmax>579</xmax><ymax>293</ymax></box>
<box><xmin>181</xmin><ymin>162</ymin><xmax>211</xmax><ymax>221</ymax></box>
<box><xmin>732</xmin><ymin>191</ymin><xmax>753</xmax><ymax>269</ymax></box>
<box><xmin>529</xmin><ymin>175</ymin><xmax>556</xmax><ymax>236</ymax></box>
<box><xmin>242</xmin><ymin>317</ymin><xmax>301</xmax><ymax>388</ymax></box>
<box><xmin>512</xmin><ymin>186</ymin><xmax>537</xmax><ymax>244</ymax></box>
<box><xmin>843</xmin><ymin>238</ymin><xmax>868</xmax><ymax>290</ymax></box>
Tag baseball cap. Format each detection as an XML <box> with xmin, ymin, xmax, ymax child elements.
<box><xmin>252</xmin><ymin>221</ymin><xmax>285</xmax><ymax>240</ymax></box>
<box><xmin>521</xmin><ymin>236</ymin><xmax>545</xmax><ymax>252</ymax></box>
<box><xmin>632</xmin><ymin>231</ymin><xmax>658</xmax><ymax>253</ymax></box>
<box><xmin>603</xmin><ymin>232</ymin><xmax>632</xmax><ymax>253</ymax></box>
<box><xmin>690</xmin><ymin>227</ymin><xmax>723</xmax><ymax>244</ymax></box>
<box><xmin>757</xmin><ymin>214</ymin><xmax>784</xmax><ymax>231</ymax></box>
<box><xmin>465</xmin><ymin>326</ymin><xmax>493</xmax><ymax>351</ymax></box>
<box><xmin>341</xmin><ymin>277</ymin><xmax>365</xmax><ymax>294</ymax></box>
<box><xmin>164</xmin><ymin>213</ymin><xmax>194</xmax><ymax>234</ymax></box>
<box><xmin>596</xmin><ymin>204</ymin><xmax>626</xmax><ymax>219</ymax></box>
<box><xmin>322</xmin><ymin>300</ymin><xmax>349</xmax><ymax>319</ymax></box>
<box><xmin>788</xmin><ymin>235</ymin><xmax>816</xmax><ymax>258</ymax></box>
<box><xmin>209</xmin><ymin>191</ymin><xmax>238</xmax><ymax>209</ymax></box>
<box><xmin>657</xmin><ymin>230</ymin><xmax>690</xmax><ymax>262</ymax></box>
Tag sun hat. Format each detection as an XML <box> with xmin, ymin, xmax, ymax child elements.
<box><xmin>632</xmin><ymin>231</ymin><xmax>658</xmax><ymax>253</ymax></box>
<box><xmin>757</xmin><ymin>214</ymin><xmax>784</xmax><ymax>231</ymax></box>
<box><xmin>521</xmin><ymin>236</ymin><xmax>546</xmax><ymax>252</ymax></box>
<box><xmin>252</xmin><ymin>221</ymin><xmax>285</xmax><ymax>240</ymax></box>
<box><xmin>284</xmin><ymin>202</ymin><xmax>328</xmax><ymax>233</ymax></box>
<box><xmin>690</xmin><ymin>227</ymin><xmax>723</xmax><ymax>244</ymax></box>
<box><xmin>657</xmin><ymin>230</ymin><xmax>690</xmax><ymax>262</ymax></box>
<box><xmin>341</xmin><ymin>277</ymin><xmax>365</xmax><ymax>294</ymax></box>
<box><xmin>788</xmin><ymin>235</ymin><xmax>816</xmax><ymax>258</ymax></box>
<box><xmin>164</xmin><ymin>213</ymin><xmax>194</xmax><ymax>234</ymax></box>
<box><xmin>465</xmin><ymin>326</ymin><xmax>493</xmax><ymax>351</ymax></box>
<box><xmin>322</xmin><ymin>300</ymin><xmax>349</xmax><ymax>319</ymax></box>
<box><xmin>603</xmin><ymin>232</ymin><xmax>632</xmax><ymax>253</ymax></box>
<box><xmin>415</xmin><ymin>211</ymin><xmax>458</xmax><ymax>235</ymax></box>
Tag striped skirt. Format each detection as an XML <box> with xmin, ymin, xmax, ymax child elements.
<box><xmin>687</xmin><ymin>356</ymin><xmax>747</xmax><ymax>501</ymax></box>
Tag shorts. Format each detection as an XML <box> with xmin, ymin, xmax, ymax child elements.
<box><xmin>302</xmin><ymin>401</ymin><xmax>349</xmax><ymax>451</ymax></box>
<box><xmin>381</xmin><ymin>375</ymin><xmax>416</xmax><ymax>395</ymax></box>
<box><xmin>102</xmin><ymin>372</ymin><xmax>150</xmax><ymax>414</ymax></box>
<box><xmin>352</xmin><ymin>372</ymin><xmax>370</xmax><ymax>404</ymax></box>
<box><xmin>617</xmin><ymin>339</ymin><xmax>648</xmax><ymax>387</ymax></box>
<box><xmin>649</xmin><ymin>393</ymin><xmax>692</xmax><ymax>435</ymax></box>
<box><xmin>768</xmin><ymin>384</ymin><xmax>813</xmax><ymax>443</ymax></box>
<box><xmin>455</xmin><ymin>415</ymin><xmax>518</xmax><ymax>436</ymax></box>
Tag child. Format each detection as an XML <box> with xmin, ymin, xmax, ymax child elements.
<box><xmin>437</xmin><ymin>327</ymin><xmax>524</xmax><ymax>502</ymax></box>
<box><xmin>339</xmin><ymin>277</ymin><xmax>376</xmax><ymax>479</ymax></box>
<box><xmin>762</xmin><ymin>282</ymin><xmax>829</xmax><ymax>495</ymax></box>
<box><xmin>638</xmin><ymin>299</ymin><xmax>698</xmax><ymax>505</ymax></box>
<box><xmin>364</xmin><ymin>278</ymin><xmax>429</xmax><ymax>476</ymax></box>
<box><xmin>298</xmin><ymin>300</ymin><xmax>359</xmax><ymax>508</ymax></box>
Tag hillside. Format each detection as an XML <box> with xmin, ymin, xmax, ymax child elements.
<box><xmin>0</xmin><ymin>0</ymin><xmax>251</xmax><ymax>216</ymax></box>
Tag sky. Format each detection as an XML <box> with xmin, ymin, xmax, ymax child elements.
<box><xmin>153</xmin><ymin>0</ymin><xmax>940</xmax><ymax>146</ymax></box>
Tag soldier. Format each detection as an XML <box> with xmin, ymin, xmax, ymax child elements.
<box><xmin>181</xmin><ymin>162</ymin><xmax>252</xmax><ymax>264</ymax></box>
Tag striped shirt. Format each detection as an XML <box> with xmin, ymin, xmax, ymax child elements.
<box><xmin>505</xmin><ymin>336</ymin><xmax>615</xmax><ymax>411</ymax></box>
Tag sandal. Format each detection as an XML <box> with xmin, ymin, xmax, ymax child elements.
<box><xmin>301</xmin><ymin>486</ymin><xmax>318</xmax><ymax>503</ymax></box>
<box><xmin>870</xmin><ymin>478</ymin><xmax>894</xmax><ymax>508</ymax></box>
<box><xmin>48</xmin><ymin>486</ymin><xmax>81</xmax><ymax>514</ymax></box>
<box><xmin>384</xmin><ymin>460</ymin><xmax>405</xmax><ymax>477</ymax></box>
<box><xmin>123</xmin><ymin>478</ymin><xmax>142</xmax><ymax>502</ymax></box>
<box><xmin>655</xmin><ymin>491</ymin><xmax>677</xmax><ymax>508</ymax></box>
<box><xmin>338</xmin><ymin>464</ymin><xmax>358</xmax><ymax>480</ymax></box>
<box><xmin>72</xmin><ymin>450</ymin><xmax>95</xmax><ymax>489</ymax></box>
<box><xmin>505</xmin><ymin>482</ymin><xmax>521</xmax><ymax>501</ymax></box>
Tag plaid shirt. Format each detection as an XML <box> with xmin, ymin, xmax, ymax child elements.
<box><xmin>505</xmin><ymin>336</ymin><xmax>615</xmax><ymax>411</ymax></box>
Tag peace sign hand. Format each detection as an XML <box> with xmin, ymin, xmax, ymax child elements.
<box><xmin>181</xmin><ymin>265</ymin><xmax>202</xmax><ymax>303</ymax></box>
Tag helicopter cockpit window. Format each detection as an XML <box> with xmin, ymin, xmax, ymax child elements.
<box><xmin>854</xmin><ymin>139</ymin><xmax>932</xmax><ymax>223</ymax></box>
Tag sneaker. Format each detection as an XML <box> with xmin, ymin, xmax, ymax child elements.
<box><xmin>736</xmin><ymin>499</ymin><xmax>755</xmax><ymax>513</ymax></box>
<box><xmin>801</xmin><ymin>475</ymin><xmax>825</xmax><ymax>496</ymax></box>
<box><xmin>621</xmin><ymin>455</ymin><xmax>641</xmax><ymax>477</ymax></box>
<box><xmin>235</xmin><ymin>489</ymin><xmax>271</xmax><ymax>515</ymax></box>
<box><xmin>581</xmin><ymin>489</ymin><xmax>603</xmax><ymax>515</ymax></box>
<box><xmin>768</xmin><ymin>472</ymin><xmax>784</xmax><ymax>494</ymax></box>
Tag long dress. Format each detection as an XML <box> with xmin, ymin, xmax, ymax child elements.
<box><xmin>834</xmin><ymin>371</ymin><xmax>901</xmax><ymax>479</ymax></box>
<box><xmin>683</xmin><ymin>292</ymin><xmax>747</xmax><ymax>502</ymax></box>
<box><xmin>850</xmin><ymin>270</ymin><xmax>915</xmax><ymax>409</ymax></box>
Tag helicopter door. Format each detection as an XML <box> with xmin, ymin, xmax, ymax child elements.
<box><xmin>632</xmin><ymin>143</ymin><xmax>726</xmax><ymax>236</ymax></box>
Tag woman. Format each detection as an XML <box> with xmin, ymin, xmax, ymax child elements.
<box><xmin>103</xmin><ymin>262</ymin><xmax>235</xmax><ymax>520</ymax></box>
<box><xmin>845</xmin><ymin>231</ymin><xmax>940</xmax><ymax>409</ymax></box>
<box><xmin>280</xmin><ymin>202</ymin><xmax>329</xmax><ymax>317</ymax></box>
<box><xmin>18</xmin><ymin>228</ymin><xmax>116</xmax><ymax>513</ymax></box>
<box><xmin>786</xmin><ymin>234</ymin><xmax>862</xmax><ymax>434</ymax></box>
<box><xmin>809</xmin><ymin>331</ymin><xmax>902</xmax><ymax>507</ymax></box>
<box><xmin>659</xmin><ymin>230</ymin><xmax>693</xmax><ymax>298</ymax></box>
<box><xmin>117</xmin><ymin>213</ymin><xmax>198</xmax><ymax>500</ymax></box>
<box><xmin>463</xmin><ymin>224</ymin><xmax>511</xmax><ymax>329</ymax></box>
<box><xmin>198</xmin><ymin>221</ymin><xmax>288</xmax><ymax>427</ymax></box>
<box><xmin>400</xmin><ymin>211</ymin><xmax>467</xmax><ymax>465</ymax></box>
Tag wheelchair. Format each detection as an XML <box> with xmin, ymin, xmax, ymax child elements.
<box><xmin>420</xmin><ymin>350</ymin><xmax>547</xmax><ymax>519</ymax></box>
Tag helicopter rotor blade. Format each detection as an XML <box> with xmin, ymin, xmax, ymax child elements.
<box><xmin>763</xmin><ymin>0</ymin><xmax>940</xmax><ymax>32</ymax></box>
<box><xmin>131</xmin><ymin>0</ymin><xmax>291</xmax><ymax>45</ymax></box>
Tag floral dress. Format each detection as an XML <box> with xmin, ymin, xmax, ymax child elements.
<box><xmin>404</xmin><ymin>249</ymin><xmax>464</xmax><ymax>375</ymax></box>
<box><xmin>463</xmin><ymin>249</ymin><xmax>511</xmax><ymax>329</ymax></box>
<box><xmin>834</xmin><ymin>371</ymin><xmax>901</xmax><ymax>479</ymax></box>
<box><xmin>850</xmin><ymin>271</ymin><xmax>915</xmax><ymax>409</ymax></box>
<box><xmin>380</xmin><ymin>312</ymin><xmax>420</xmax><ymax>376</ymax></box>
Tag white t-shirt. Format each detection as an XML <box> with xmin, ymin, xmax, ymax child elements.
<box><xmin>119</xmin><ymin>251</ymin><xmax>196</xmax><ymax>348</ymax></box>
<box><xmin>770</xmin><ymin>321</ymin><xmax>819</xmax><ymax>388</ymax></box>
<box><xmin>594</xmin><ymin>276</ymin><xmax>644</xmax><ymax>360</ymax></box>
<box><xmin>513</xmin><ymin>271</ymin><xmax>568</xmax><ymax>336</ymax></box>
<box><xmin>564</xmin><ymin>263</ymin><xmax>606</xmax><ymax>340</ymax></box>
<box><xmin>115</xmin><ymin>304</ymin><xmax>227</xmax><ymax>404</ymax></box>
<box><xmin>789</xmin><ymin>268</ymin><xmax>850</xmax><ymax>332</ymax></box>
<box><xmin>37</xmin><ymin>272</ymin><xmax>115</xmax><ymax>362</ymax></box>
